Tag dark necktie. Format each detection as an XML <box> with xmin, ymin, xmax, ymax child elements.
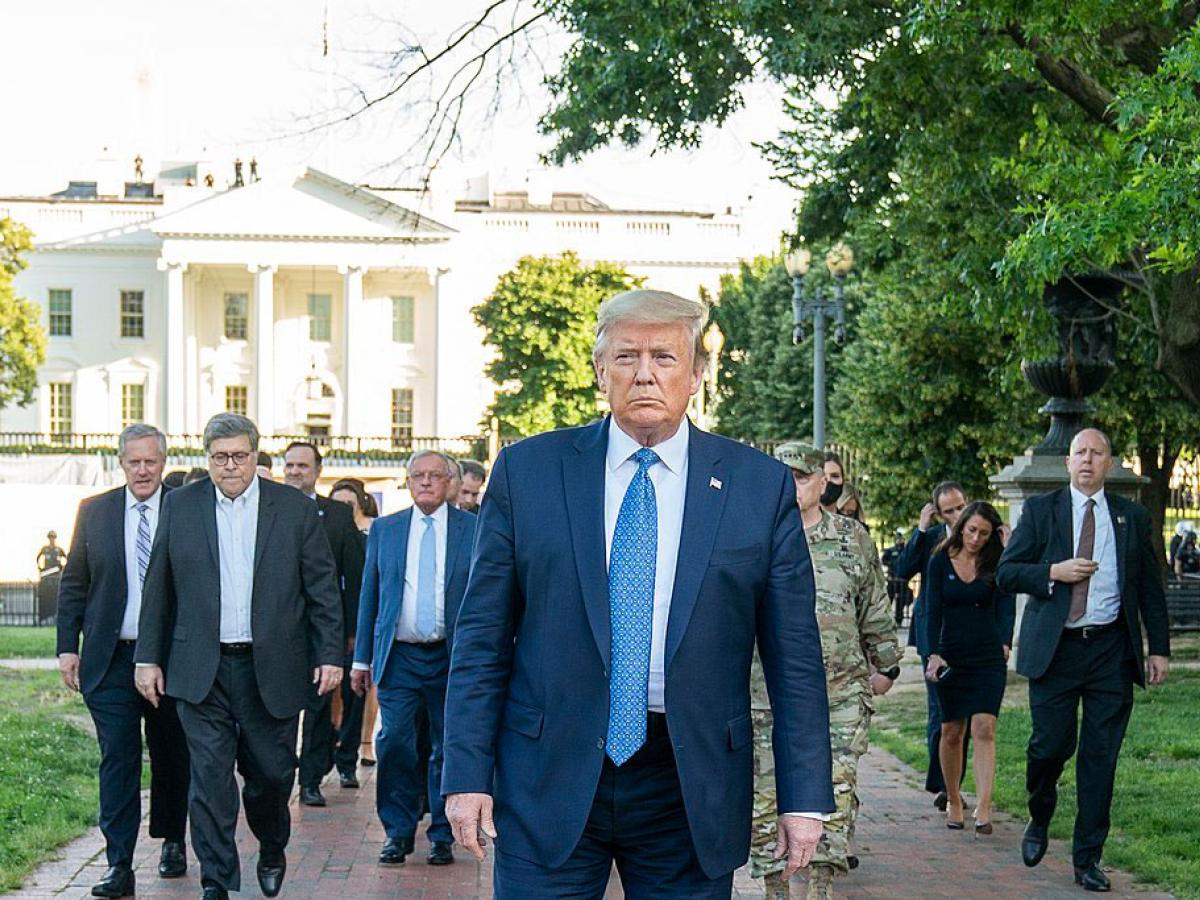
<box><xmin>1069</xmin><ymin>498</ymin><xmax>1096</xmax><ymax>623</ymax></box>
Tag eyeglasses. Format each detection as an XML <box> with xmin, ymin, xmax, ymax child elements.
<box><xmin>210</xmin><ymin>451</ymin><xmax>252</xmax><ymax>467</ymax></box>
<box><xmin>409</xmin><ymin>470</ymin><xmax>448</xmax><ymax>483</ymax></box>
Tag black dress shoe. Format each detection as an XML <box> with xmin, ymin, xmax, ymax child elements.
<box><xmin>933</xmin><ymin>790</ymin><xmax>948</xmax><ymax>811</ymax></box>
<box><xmin>91</xmin><ymin>864</ymin><xmax>134</xmax><ymax>898</ymax></box>
<box><xmin>300</xmin><ymin>784</ymin><xmax>327</xmax><ymax>806</ymax></box>
<box><xmin>257</xmin><ymin>854</ymin><xmax>287</xmax><ymax>898</ymax></box>
<box><xmin>1074</xmin><ymin>864</ymin><xmax>1112</xmax><ymax>892</ymax></box>
<box><xmin>1022</xmin><ymin>820</ymin><xmax>1049</xmax><ymax>867</ymax></box>
<box><xmin>428</xmin><ymin>841</ymin><xmax>454</xmax><ymax>865</ymax></box>
<box><xmin>159</xmin><ymin>839</ymin><xmax>187</xmax><ymax>878</ymax></box>
<box><xmin>338</xmin><ymin>769</ymin><xmax>359</xmax><ymax>789</ymax></box>
<box><xmin>201</xmin><ymin>882</ymin><xmax>230</xmax><ymax>899</ymax></box>
<box><xmin>379</xmin><ymin>836</ymin><xmax>413</xmax><ymax>865</ymax></box>
<box><xmin>847</xmin><ymin>854</ymin><xmax>860</xmax><ymax>870</ymax></box>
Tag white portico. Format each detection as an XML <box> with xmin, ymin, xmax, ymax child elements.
<box><xmin>30</xmin><ymin>168</ymin><xmax>453</xmax><ymax>439</ymax></box>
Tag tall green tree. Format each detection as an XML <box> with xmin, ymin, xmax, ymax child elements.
<box><xmin>473</xmin><ymin>252</ymin><xmax>641</xmax><ymax>437</ymax></box>
<box><xmin>0</xmin><ymin>218</ymin><xmax>45</xmax><ymax>410</ymax></box>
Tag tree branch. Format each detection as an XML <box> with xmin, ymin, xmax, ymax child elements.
<box><xmin>1005</xmin><ymin>23</ymin><xmax>1120</xmax><ymax>127</ymax></box>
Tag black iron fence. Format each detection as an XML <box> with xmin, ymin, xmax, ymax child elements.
<box><xmin>0</xmin><ymin>582</ymin><xmax>46</xmax><ymax>627</ymax></box>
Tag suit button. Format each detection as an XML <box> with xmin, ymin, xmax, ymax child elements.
<box><xmin>596</xmin><ymin>739</ymin><xmax>604</xmax><ymax>750</ymax></box>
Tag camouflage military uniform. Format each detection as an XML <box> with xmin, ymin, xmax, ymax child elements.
<box><xmin>750</xmin><ymin>508</ymin><xmax>902</xmax><ymax>884</ymax></box>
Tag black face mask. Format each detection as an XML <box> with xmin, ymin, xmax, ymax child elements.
<box><xmin>820</xmin><ymin>481</ymin><xmax>843</xmax><ymax>507</ymax></box>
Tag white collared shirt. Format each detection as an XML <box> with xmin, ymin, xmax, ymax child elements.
<box><xmin>215</xmin><ymin>476</ymin><xmax>260</xmax><ymax>643</ymax></box>
<box><xmin>396</xmin><ymin>502</ymin><xmax>449</xmax><ymax>643</ymax></box>
<box><xmin>1065</xmin><ymin>485</ymin><xmax>1120</xmax><ymax>627</ymax></box>
<box><xmin>604</xmin><ymin>417</ymin><xmax>689</xmax><ymax>714</ymax></box>
<box><xmin>120</xmin><ymin>485</ymin><xmax>162</xmax><ymax>639</ymax></box>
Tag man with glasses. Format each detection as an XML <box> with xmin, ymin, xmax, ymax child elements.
<box><xmin>351</xmin><ymin>450</ymin><xmax>477</xmax><ymax>868</ymax></box>
<box><xmin>135</xmin><ymin>413</ymin><xmax>343</xmax><ymax>900</ymax></box>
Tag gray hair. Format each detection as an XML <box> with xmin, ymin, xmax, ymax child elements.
<box><xmin>592</xmin><ymin>289</ymin><xmax>708</xmax><ymax>368</ymax></box>
<box><xmin>203</xmin><ymin>412</ymin><xmax>260</xmax><ymax>452</ymax></box>
<box><xmin>406</xmin><ymin>449</ymin><xmax>453</xmax><ymax>475</ymax></box>
<box><xmin>118</xmin><ymin>423</ymin><xmax>166</xmax><ymax>458</ymax></box>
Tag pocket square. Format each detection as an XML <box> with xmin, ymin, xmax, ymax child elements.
<box><xmin>710</xmin><ymin>477</ymin><xmax>722</xmax><ymax>490</ymax></box>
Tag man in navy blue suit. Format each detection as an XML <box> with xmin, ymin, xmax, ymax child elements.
<box><xmin>442</xmin><ymin>290</ymin><xmax>834</xmax><ymax>898</ymax></box>
<box><xmin>57</xmin><ymin>424</ymin><xmax>190</xmax><ymax>898</ymax></box>
<box><xmin>895</xmin><ymin>480</ymin><xmax>969</xmax><ymax>807</ymax></box>
<box><xmin>351</xmin><ymin>450</ymin><xmax>477</xmax><ymax>868</ymax></box>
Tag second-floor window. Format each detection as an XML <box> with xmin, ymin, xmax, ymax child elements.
<box><xmin>392</xmin><ymin>296</ymin><xmax>414</xmax><ymax>343</ymax></box>
<box><xmin>308</xmin><ymin>293</ymin><xmax>331</xmax><ymax>342</ymax></box>
<box><xmin>120</xmin><ymin>290</ymin><xmax>145</xmax><ymax>338</ymax></box>
<box><xmin>48</xmin><ymin>289</ymin><xmax>72</xmax><ymax>336</ymax></box>
<box><xmin>224</xmin><ymin>293</ymin><xmax>248</xmax><ymax>339</ymax></box>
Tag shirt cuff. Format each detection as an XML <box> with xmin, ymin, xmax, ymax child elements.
<box><xmin>351</xmin><ymin>661</ymin><xmax>370</xmax><ymax>671</ymax></box>
<box><xmin>782</xmin><ymin>811</ymin><xmax>830</xmax><ymax>821</ymax></box>
<box><xmin>57</xmin><ymin>651</ymin><xmax>77</xmax><ymax>658</ymax></box>
<box><xmin>134</xmin><ymin>662</ymin><xmax>157</xmax><ymax>668</ymax></box>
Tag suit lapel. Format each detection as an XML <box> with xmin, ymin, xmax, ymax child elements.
<box><xmin>253</xmin><ymin>480</ymin><xmax>277</xmax><ymax>581</ymax></box>
<box><xmin>445</xmin><ymin>506</ymin><xmax>466</xmax><ymax>583</ymax></box>
<box><xmin>1108</xmin><ymin>495</ymin><xmax>1128</xmax><ymax>594</ymax></box>
<box><xmin>562</xmin><ymin>419</ymin><xmax>611</xmax><ymax>668</ymax></box>
<box><xmin>1052</xmin><ymin>488</ymin><xmax>1074</xmax><ymax>561</ymax></box>
<box><xmin>664</xmin><ymin>423</ymin><xmax>727</xmax><ymax>673</ymax></box>
<box><xmin>200</xmin><ymin>479</ymin><xmax>220</xmax><ymax>570</ymax></box>
<box><xmin>391</xmin><ymin>509</ymin><xmax>413</xmax><ymax>624</ymax></box>
<box><xmin>107</xmin><ymin>488</ymin><xmax>128</xmax><ymax>592</ymax></box>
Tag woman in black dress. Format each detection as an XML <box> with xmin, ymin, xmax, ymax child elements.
<box><xmin>924</xmin><ymin>501</ymin><xmax>1015</xmax><ymax>834</ymax></box>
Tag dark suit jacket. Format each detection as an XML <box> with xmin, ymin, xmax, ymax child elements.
<box><xmin>896</xmin><ymin>523</ymin><xmax>947</xmax><ymax>656</ymax></box>
<box><xmin>316</xmin><ymin>496</ymin><xmax>365</xmax><ymax>640</ymax></box>
<box><xmin>997</xmin><ymin>488</ymin><xmax>1170</xmax><ymax>685</ymax></box>
<box><xmin>57</xmin><ymin>485</ymin><xmax>169</xmax><ymax>696</ymax></box>
<box><xmin>441</xmin><ymin>418</ymin><xmax>834</xmax><ymax>878</ymax></box>
<box><xmin>135</xmin><ymin>477</ymin><xmax>344</xmax><ymax>718</ymax></box>
<box><xmin>353</xmin><ymin>504</ymin><xmax>476</xmax><ymax>681</ymax></box>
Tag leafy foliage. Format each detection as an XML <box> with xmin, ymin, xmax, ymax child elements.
<box><xmin>0</xmin><ymin>218</ymin><xmax>45</xmax><ymax>410</ymax></box>
<box><xmin>473</xmin><ymin>252</ymin><xmax>641</xmax><ymax>437</ymax></box>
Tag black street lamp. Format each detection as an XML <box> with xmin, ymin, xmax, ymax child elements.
<box><xmin>783</xmin><ymin>243</ymin><xmax>854</xmax><ymax>448</ymax></box>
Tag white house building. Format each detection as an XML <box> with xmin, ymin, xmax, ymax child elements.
<box><xmin>1</xmin><ymin>162</ymin><xmax>761</xmax><ymax>444</ymax></box>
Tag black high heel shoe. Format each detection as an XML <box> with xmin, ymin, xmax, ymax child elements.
<box><xmin>974</xmin><ymin>819</ymin><xmax>993</xmax><ymax>836</ymax></box>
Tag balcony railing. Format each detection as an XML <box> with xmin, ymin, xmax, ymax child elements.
<box><xmin>0</xmin><ymin>432</ymin><xmax>489</xmax><ymax>466</ymax></box>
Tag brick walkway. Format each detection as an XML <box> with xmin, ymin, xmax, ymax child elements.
<box><xmin>14</xmin><ymin>748</ymin><xmax>1171</xmax><ymax>898</ymax></box>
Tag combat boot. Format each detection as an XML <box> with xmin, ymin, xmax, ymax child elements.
<box><xmin>807</xmin><ymin>864</ymin><xmax>836</xmax><ymax>899</ymax></box>
<box><xmin>763</xmin><ymin>870</ymin><xmax>790</xmax><ymax>899</ymax></box>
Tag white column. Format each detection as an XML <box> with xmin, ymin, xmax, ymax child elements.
<box><xmin>340</xmin><ymin>265</ymin><xmax>363</xmax><ymax>434</ymax></box>
<box><xmin>251</xmin><ymin>265</ymin><xmax>276</xmax><ymax>435</ymax></box>
<box><xmin>158</xmin><ymin>260</ymin><xmax>187</xmax><ymax>434</ymax></box>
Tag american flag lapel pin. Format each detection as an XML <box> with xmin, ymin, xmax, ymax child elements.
<box><xmin>1117</xmin><ymin>515</ymin><xmax>1126</xmax><ymax>525</ymax></box>
<box><xmin>710</xmin><ymin>477</ymin><xmax>723</xmax><ymax>490</ymax></box>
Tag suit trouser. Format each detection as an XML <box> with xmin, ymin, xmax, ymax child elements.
<box><xmin>84</xmin><ymin>641</ymin><xmax>189</xmax><ymax>866</ymax></box>
<box><xmin>494</xmin><ymin>718</ymin><xmax>734</xmax><ymax>900</ymax></box>
<box><xmin>375</xmin><ymin>640</ymin><xmax>451</xmax><ymax>843</ymax></box>
<box><xmin>299</xmin><ymin>686</ymin><xmax>334</xmax><ymax>788</ymax></box>
<box><xmin>175</xmin><ymin>650</ymin><xmax>299</xmax><ymax>891</ymax></box>
<box><xmin>333</xmin><ymin>652</ymin><xmax>365</xmax><ymax>774</ymax></box>
<box><xmin>1026</xmin><ymin>625</ymin><xmax>1134</xmax><ymax>868</ymax></box>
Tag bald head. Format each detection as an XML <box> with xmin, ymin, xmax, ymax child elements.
<box><xmin>1067</xmin><ymin>428</ymin><xmax>1114</xmax><ymax>495</ymax></box>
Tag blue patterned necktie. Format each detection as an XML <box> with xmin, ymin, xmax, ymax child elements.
<box><xmin>135</xmin><ymin>503</ymin><xmax>151</xmax><ymax>589</ymax></box>
<box><xmin>415</xmin><ymin>515</ymin><xmax>437</xmax><ymax>638</ymax></box>
<box><xmin>606</xmin><ymin>447</ymin><xmax>659</xmax><ymax>765</ymax></box>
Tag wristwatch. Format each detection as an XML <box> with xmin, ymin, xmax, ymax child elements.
<box><xmin>880</xmin><ymin>666</ymin><xmax>901</xmax><ymax>680</ymax></box>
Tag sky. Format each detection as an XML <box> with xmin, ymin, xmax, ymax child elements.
<box><xmin>1</xmin><ymin>1</ymin><xmax>801</xmax><ymax>244</ymax></box>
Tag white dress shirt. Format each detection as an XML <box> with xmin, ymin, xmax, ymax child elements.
<box><xmin>395</xmin><ymin>502</ymin><xmax>449</xmax><ymax>643</ymax></box>
<box><xmin>1065</xmin><ymin>485</ymin><xmax>1120</xmax><ymax>627</ymax></box>
<box><xmin>604</xmin><ymin>419</ymin><xmax>688</xmax><ymax>714</ymax></box>
<box><xmin>120</xmin><ymin>485</ymin><xmax>162</xmax><ymax>639</ymax></box>
<box><xmin>215</xmin><ymin>476</ymin><xmax>259</xmax><ymax>643</ymax></box>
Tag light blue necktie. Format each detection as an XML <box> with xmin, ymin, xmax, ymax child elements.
<box><xmin>606</xmin><ymin>448</ymin><xmax>659</xmax><ymax>766</ymax></box>
<box><xmin>135</xmin><ymin>503</ymin><xmax>152</xmax><ymax>589</ymax></box>
<box><xmin>415</xmin><ymin>515</ymin><xmax>437</xmax><ymax>639</ymax></box>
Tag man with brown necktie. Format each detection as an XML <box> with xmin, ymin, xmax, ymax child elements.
<box><xmin>998</xmin><ymin>428</ymin><xmax>1170</xmax><ymax>892</ymax></box>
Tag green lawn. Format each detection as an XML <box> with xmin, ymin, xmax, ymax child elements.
<box><xmin>872</xmin><ymin>671</ymin><xmax>1200</xmax><ymax>899</ymax></box>
<box><xmin>0</xmin><ymin>667</ymin><xmax>99</xmax><ymax>891</ymax></box>
<box><xmin>0</xmin><ymin>627</ymin><xmax>57</xmax><ymax>659</ymax></box>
